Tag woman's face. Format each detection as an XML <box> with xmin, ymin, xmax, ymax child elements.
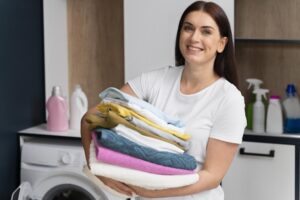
<box><xmin>179</xmin><ymin>10</ymin><xmax>227</xmax><ymax>67</ymax></box>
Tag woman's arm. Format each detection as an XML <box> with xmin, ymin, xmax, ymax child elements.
<box><xmin>129</xmin><ymin>138</ymin><xmax>238</xmax><ymax>198</ymax></box>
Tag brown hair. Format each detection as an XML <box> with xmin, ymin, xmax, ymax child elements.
<box><xmin>175</xmin><ymin>1</ymin><xmax>239</xmax><ymax>87</ymax></box>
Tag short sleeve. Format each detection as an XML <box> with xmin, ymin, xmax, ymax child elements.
<box><xmin>127</xmin><ymin>67</ymin><xmax>167</xmax><ymax>102</ymax></box>
<box><xmin>210</xmin><ymin>91</ymin><xmax>247</xmax><ymax>144</ymax></box>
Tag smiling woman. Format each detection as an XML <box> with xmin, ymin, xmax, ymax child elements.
<box><xmin>179</xmin><ymin>12</ymin><xmax>228</xmax><ymax>70</ymax></box>
<box><xmin>80</xmin><ymin>1</ymin><xmax>245</xmax><ymax>200</ymax></box>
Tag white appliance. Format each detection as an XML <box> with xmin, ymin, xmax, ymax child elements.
<box><xmin>11</xmin><ymin>137</ymin><xmax>124</xmax><ymax>200</ymax></box>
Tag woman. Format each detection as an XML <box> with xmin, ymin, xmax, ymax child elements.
<box><xmin>81</xmin><ymin>1</ymin><xmax>246</xmax><ymax>199</ymax></box>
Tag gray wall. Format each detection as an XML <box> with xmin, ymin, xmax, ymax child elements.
<box><xmin>0</xmin><ymin>0</ymin><xmax>45</xmax><ymax>198</ymax></box>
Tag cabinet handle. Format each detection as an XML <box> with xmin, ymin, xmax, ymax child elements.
<box><xmin>239</xmin><ymin>148</ymin><xmax>275</xmax><ymax>158</ymax></box>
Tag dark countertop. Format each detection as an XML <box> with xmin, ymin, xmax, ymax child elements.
<box><xmin>244</xmin><ymin>129</ymin><xmax>300</xmax><ymax>145</ymax></box>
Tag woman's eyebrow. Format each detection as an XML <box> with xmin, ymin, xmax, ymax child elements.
<box><xmin>183</xmin><ymin>21</ymin><xmax>215</xmax><ymax>30</ymax></box>
<box><xmin>183</xmin><ymin>21</ymin><xmax>193</xmax><ymax>26</ymax></box>
<box><xmin>201</xmin><ymin>26</ymin><xmax>215</xmax><ymax>30</ymax></box>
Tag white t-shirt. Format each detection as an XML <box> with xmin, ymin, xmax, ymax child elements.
<box><xmin>128</xmin><ymin>65</ymin><xmax>246</xmax><ymax>200</ymax></box>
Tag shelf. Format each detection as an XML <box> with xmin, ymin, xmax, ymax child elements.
<box><xmin>235</xmin><ymin>38</ymin><xmax>300</xmax><ymax>44</ymax></box>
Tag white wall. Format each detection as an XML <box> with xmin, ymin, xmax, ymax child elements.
<box><xmin>43</xmin><ymin>0</ymin><xmax>69</xmax><ymax>102</ymax></box>
<box><xmin>124</xmin><ymin>0</ymin><xmax>234</xmax><ymax>82</ymax></box>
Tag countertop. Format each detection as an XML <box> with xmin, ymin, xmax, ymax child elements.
<box><xmin>19</xmin><ymin>124</ymin><xmax>81</xmax><ymax>139</ymax></box>
<box><xmin>19</xmin><ymin>124</ymin><xmax>300</xmax><ymax>145</ymax></box>
<box><xmin>244</xmin><ymin>129</ymin><xmax>300</xmax><ymax>145</ymax></box>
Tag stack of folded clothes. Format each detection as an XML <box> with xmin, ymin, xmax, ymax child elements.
<box><xmin>85</xmin><ymin>87</ymin><xmax>199</xmax><ymax>197</ymax></box>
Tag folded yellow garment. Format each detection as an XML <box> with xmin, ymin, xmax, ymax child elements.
<box><xmin>97</xmin><ymin>102</ymin><xmax>191</xmax><ymax>140</ymax></box>
<box><xmin>85</xmin><ymin>111</ymin><xmax>185</xmax><ymax>150</ymax></box>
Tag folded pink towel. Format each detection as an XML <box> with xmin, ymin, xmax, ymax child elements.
<box><xmin>94</xmin><ymin>141</ymin><xmax>195</xmax><ymax>175</ymax></box>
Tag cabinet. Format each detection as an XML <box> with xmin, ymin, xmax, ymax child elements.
<box><xmin>222</xmin><ymin>142</ymin><xmax>295</xmax><ymax>200</ymax></box>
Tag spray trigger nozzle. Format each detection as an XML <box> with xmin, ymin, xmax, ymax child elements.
<box><xmin>253</xmin><ymin>88</ymin><xmax>269</xmax><ymax>101</ymax></box>
<box><xmin>246</xmin><ymin>78</ymin><xmax>263</xmax><ymax>90</ymax></box>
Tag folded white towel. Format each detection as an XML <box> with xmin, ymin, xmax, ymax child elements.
<box><xmin>83</xmin><ymin>165</ymin><xmax>135</xmax><ymax>199</ymax></box>
<box><xmin>89</xmin><ymin>143</ymin><xmax>199</xmax><ymax>190</ymax></box>
<box><xmin>113</xmin><ymin>124</ymin><xmax>184</xmax><ymax>154</ymax></box>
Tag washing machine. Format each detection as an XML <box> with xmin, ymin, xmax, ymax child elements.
<box><xmin>11</xmin><ymin>136</ymin><xmax>126</xmax><ymax>200</ymax></box>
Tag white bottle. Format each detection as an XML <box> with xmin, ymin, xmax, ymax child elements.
<box><xmin>70</xmin><ymin>84</ymin><xmax>88</xmax><ymax>130</ymax></box>
<box><xmin>253</xmin><ymin>88</ymin><xmax>269</xmax><ymax>133</ymax></box>
<box><xmin>266</xmin><ymin>96</ymin><xmax>283</xmax><ymax>134</ymax></box>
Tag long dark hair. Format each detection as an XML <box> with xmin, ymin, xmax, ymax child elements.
<box><xmin>175</xmin><ymin>1</ymin><xmax>239</xmax><ymax>88</ymax></box>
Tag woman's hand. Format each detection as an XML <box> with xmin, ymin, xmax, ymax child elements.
<box><xmin>97</xmin><ymin>176</ymin><xmax>135</xmax><ymax>196</ymax></box>
<box><xmin>128</xmin><ymin>185</ymin><xmax>157</xmax><ymax>198</ymax></box>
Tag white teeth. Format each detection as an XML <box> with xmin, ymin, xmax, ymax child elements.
<box><xmin>188</xmin><ymin>45</ymin><xmax>203</xmax><ymax>51</ymax></box>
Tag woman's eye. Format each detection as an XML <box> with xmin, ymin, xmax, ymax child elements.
<box><xmin>183</xmin><ymin>25</ymin><xmax>194</xmax><ymax>31</ymax></box>
<box><xmin>202</xmin><ymin>29</ymin><xmax>211</xmax><ymax>35</ymax></box>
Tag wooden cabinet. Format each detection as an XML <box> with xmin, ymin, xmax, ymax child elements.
<box><xmin>235</xmin><ymin>0</ymin><xmax>300</xmax><ymax>40</ymax></box>
<box><xmin>222</xmin><ymin>141</ymin><xmax>295</xmax><ymax>200</ymax></box>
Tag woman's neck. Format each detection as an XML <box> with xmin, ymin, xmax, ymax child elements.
<box><xmin>180</xmin><ymin>63</ymin><xmax>220</xmax><ymax>94</ymax></box>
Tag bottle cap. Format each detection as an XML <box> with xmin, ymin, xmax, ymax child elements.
<box><xmin>51</xmin><ymin>86</ymin><xmax>61</xmax><ymax>96</ymax></box>
<box><xmin>74</xmin><ymin>84</ymin><xmax>81</xmax><ymax>90</ymax></box>
<box><xmin>286</xmin><ymin>84</ymin><xmax>296</xmax><ymax>96</ymax></box>
<box><xmin>270</xmin><ymin>95</ymin><xmax>281</xmax><ymax>99</ymax></box>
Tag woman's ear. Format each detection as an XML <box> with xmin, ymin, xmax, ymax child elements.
<box><xmin>217</xmin><ymin>37</ymin><xmax>228</xmax><ymax>53</ymax></box>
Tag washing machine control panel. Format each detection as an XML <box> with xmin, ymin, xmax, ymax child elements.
<box><xmin>21</xmin><ymin>138</ymin><xmax>86</xmax><ymax>169</ymax></box>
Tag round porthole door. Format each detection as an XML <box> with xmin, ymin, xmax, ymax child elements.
<box><xmin>30</xmin><ymin>171</ymin><xmax>109</xmax><ymax>200</ymax></box>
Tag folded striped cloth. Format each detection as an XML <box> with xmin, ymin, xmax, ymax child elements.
<box><xmin>94</xmin><ymin>128</ymin><xmax>197</xmax><ymax>170</ymax></box>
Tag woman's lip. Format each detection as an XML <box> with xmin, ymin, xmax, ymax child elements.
<box><xmin>187</xmin><ymin>45</ymin><xmax>203</xmax><ymax>51</ymax></box>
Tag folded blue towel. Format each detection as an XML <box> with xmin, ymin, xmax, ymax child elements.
<box><xmin>99</xmin><ymin>87</ymin><xmax>184</xmax><ymax>128</ymax></box>
<box><xmin>94</xmin><ymin>128</ymin><xmax>197</xmax><ymax>170</ymax></box>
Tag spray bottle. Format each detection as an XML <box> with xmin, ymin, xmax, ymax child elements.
<box><xmin>246</xmin><ymin>79</ymin><xmax>263</xmax><ymax>129</ymax></box>
<box><xmin>253</xmin><ymin>88</ymin><xmax>269</xmax><ymax>133</ymax></box>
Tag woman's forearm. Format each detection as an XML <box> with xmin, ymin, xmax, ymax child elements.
<box><xmin>80</xmin><ymin>106</ymin><xmax>99</xmax><ymax>166</ymax></box>
<box><xmin>132</xmin><ymin>139</ymin><xmax>238</xmax><ymax>198</ymax></box>
<box><xmin>136</xmin><ymin>169</ymin><xmax>220</xmax><ymax>198</ymax></box>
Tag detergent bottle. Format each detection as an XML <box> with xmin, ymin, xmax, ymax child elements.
<box><xmin>283</xmin><ymin>84</ymin><xmax>300</xmax><ymax>132</ymax></box>
<box><xmin>253</xmin><ymin>88</ymin><xmax>269</xmax><ymax>133</ymax></box>
<box><xmin>70</xmin><ymin>84</ymin><xmax>88</xmax><ymax>130</ymax></box>
<box><xmin>46</xmin><ymin>86</ymin><xmax>69</xmax><ymax>132</ymax></box>
<box><xmin>245</xmin><ymin>78</ymin><xmax>263</xmax><ymax>130</ymax></box>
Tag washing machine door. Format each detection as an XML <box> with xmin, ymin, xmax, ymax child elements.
<box><xmin>11</xmin><ymin>182</ymin><xmax>32</xmax><ymax>200</ymax></box>
<box><xmin>29</xmin><ymin>171</ymin><xmax>109</xmax><ymax>200</ymax></box>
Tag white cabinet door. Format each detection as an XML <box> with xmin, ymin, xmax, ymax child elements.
<box><xmin>222</xmin><ymin>142</ymin><xmax>295</xmax><ymax>200</ymax></box>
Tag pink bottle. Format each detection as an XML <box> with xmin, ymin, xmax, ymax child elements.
<box><xmin>46</xmin><ymin>86</ymin><xmax>69</xmax><ymax>132</ymax></box>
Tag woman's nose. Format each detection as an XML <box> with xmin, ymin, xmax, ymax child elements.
<box><xmin>190</xmin><ymin>30</ymin><xmax>201</xmax><ymax>42</ymax></box>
